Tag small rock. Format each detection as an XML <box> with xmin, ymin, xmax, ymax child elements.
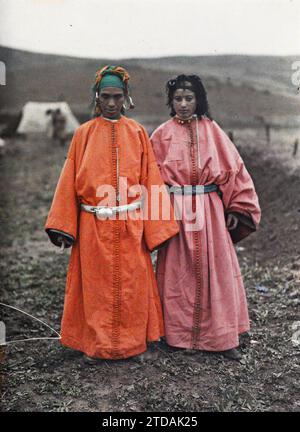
<box><xmin>255</xmin><ymin>284</ymin><xmax>269</xmax><ymax>293</ymax></box>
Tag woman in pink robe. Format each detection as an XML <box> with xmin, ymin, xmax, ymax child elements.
<box><xmin>150</xmin><ymin>74</ymin><xmax>261</xmax><ymax>360</ymax></box>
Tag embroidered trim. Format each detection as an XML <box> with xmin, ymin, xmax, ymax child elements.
<box><xmin>187</xmin><ymin>122</ymin><xmax>203</xmax><ymax>349</ymax></box>
<box><xmin>111</xmin><ymin>122</ymin><xmax>122</xmax><ymax>358</ymax></box>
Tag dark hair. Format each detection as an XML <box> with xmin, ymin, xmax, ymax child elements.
<box><xmin>166</xmin><ymin>74</ymin><xmax>212</xmax><ymax>119</ymax></box>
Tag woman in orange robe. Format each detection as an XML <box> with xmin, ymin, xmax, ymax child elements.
<box><xmin>150</xmin><ymin>74</ymin><xmax>261</xmax><ymax>360</ymax></box>
<box><xmin>45</xmin><ymin>66</ymin><xmax>179</xmax><ymax>360</ymax></box>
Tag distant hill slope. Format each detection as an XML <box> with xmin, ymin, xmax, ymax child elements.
<box><xmin>130</xmin><ymin>55</ymin><xmax>300</xmax><ymax>97</ymax></box>
<box><xmin>0</xmin><ymin>46</ymin><xmax>299</xmax><ymax>129</ymax></box>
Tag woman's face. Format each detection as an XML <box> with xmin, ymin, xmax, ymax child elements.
<box><xmin>172</xmin><ymin>87</ymin><xmax>197</xmax><ymax>120</ymax></box>
<box><xmin>98</xmin><ymin>87</ymin><xmax>125</xmax><ymax>119</ymax></box>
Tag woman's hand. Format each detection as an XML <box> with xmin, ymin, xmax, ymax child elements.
<box><xmin>226</xmin><ymin>213</ymin><xmax>239</xmax><ymax>231</ymax></box>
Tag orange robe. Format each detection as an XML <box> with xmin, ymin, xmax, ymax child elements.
<box><xmin>45</xmin><ymin>116</ymin><xmax>179</xmax><ymax>359</ymax></box>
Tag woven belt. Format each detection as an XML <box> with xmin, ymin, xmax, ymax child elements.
<box><xmin>167</xmin><ymin>184</ymin><xmax>219</xmax><ymax>195</ymax></box>
<box><xmin>81</xmin><ymin>200</ymin><xmax>142</xmax><ymax>217</ymax></box>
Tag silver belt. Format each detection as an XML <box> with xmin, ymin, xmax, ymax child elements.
<box><xmin>80</xmin><ymin>200</ymin><xmax>142</xmax><ymax>217</ymax></box>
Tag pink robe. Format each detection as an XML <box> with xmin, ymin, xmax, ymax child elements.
<box><xmin>150</xmin><ymin>117</ymin><xmax>261</xmax><ymax>351</ymax></box>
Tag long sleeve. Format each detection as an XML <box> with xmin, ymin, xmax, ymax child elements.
<box><xmin>207</xmin><ymin>120</ymin><xmax>261</xmax><ymax>243</ymax></box>
<box><xmin>139</xmin><ymin>127</ymin><xmax>179</xmax><ymax>251</ymax></box>
<box><xmin>45</xmin><ymin>129</ymin><xmax>80</xmax><ymax>247</ymax></box>
<box><xmin>46</xmin><ymin>229</ymin><xmax>75</xmax><ymax>248</ymax></box>
<box><xmin>219</xmin><ymin>157</ymin><xmax>261</xmax><ymax>243</ymax></box>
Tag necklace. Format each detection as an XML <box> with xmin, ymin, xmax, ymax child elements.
<box><xmin>175</xmin><ymin>114</ymin><xmax>198</xmax><ymax>125</ymax></box>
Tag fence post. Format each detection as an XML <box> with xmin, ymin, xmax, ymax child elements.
<box><xmin>293</xmin><ymin>139</ymin><xmax>299</xmax><ymax>157</ymax></box>
<box><xmin>0</xmin><ymin>61</ymin><xmax>6</xmax><ymax>86</ymax></box>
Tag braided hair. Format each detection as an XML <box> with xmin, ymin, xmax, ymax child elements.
<box><xmin>166</xmin><ymin>74</ymin><xmax>212</xmax><ymax>119</ymax></box>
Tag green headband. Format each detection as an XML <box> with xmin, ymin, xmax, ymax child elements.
<box><xmin>99</xmin><ymin>74</ymin><xmax>125</xmax><ymax>90</ymax></box>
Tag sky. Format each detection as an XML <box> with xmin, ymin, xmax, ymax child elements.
<box><xmin>0</xmin><ymin>0</ymin><xmax>299</xmax><ymax>59</ymax></box>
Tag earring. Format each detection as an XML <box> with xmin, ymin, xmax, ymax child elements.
<box><xmin>123</xmin><ymin>95</ymin><xmax>135</xmax><ymax>110</ymax></box>
<box><xmin>94</xmin><ymin>92</ymin><xmax>101</xmax><ymax>116</ymax></box>
<box><xmin>122</xmin><ymin>96</ymin><xmax>130</xmax><ymax>110</ymax></box>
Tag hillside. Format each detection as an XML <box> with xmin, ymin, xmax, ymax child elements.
<box><xmin>131</xmin><ymin>55</ymin><xmax>300</xmax><ymax>97</ymax></box>
<box><xmin>0</xmin><ymin>46</ymin><xmax>299</xmax><ymax>130</ymax></box>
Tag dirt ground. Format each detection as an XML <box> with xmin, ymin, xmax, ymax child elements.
<box><xmin>0</xmin><ymin>130</ymin><xmax>299</xmax><ymax>412</ymax></box>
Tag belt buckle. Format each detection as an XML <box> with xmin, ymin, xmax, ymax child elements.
<box><xmin>95</xmin><ymin>207</ymin><xmax>114</xmax><ymax>217</ymax></box>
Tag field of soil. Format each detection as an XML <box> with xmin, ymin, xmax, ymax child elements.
<box><xmin>0</xmin><ymin>47</ymin><xmax>299</xmax><ymax>412</ymax></box>
<box><xmin>0</xmin><ymin>127</ymin><xmax>299</xmax><ymax>412</ymax></box>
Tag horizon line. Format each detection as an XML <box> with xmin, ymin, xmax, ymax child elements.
<box><xmin>0</xmin><ymin>44</ymin><xmax>299</xmax><ymax>62</ymax></box>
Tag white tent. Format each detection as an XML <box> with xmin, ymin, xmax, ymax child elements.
<box><xmin>17</xmin><ymin>102</ymin><xmax>79</xmax><ymax>134</ymax></box>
